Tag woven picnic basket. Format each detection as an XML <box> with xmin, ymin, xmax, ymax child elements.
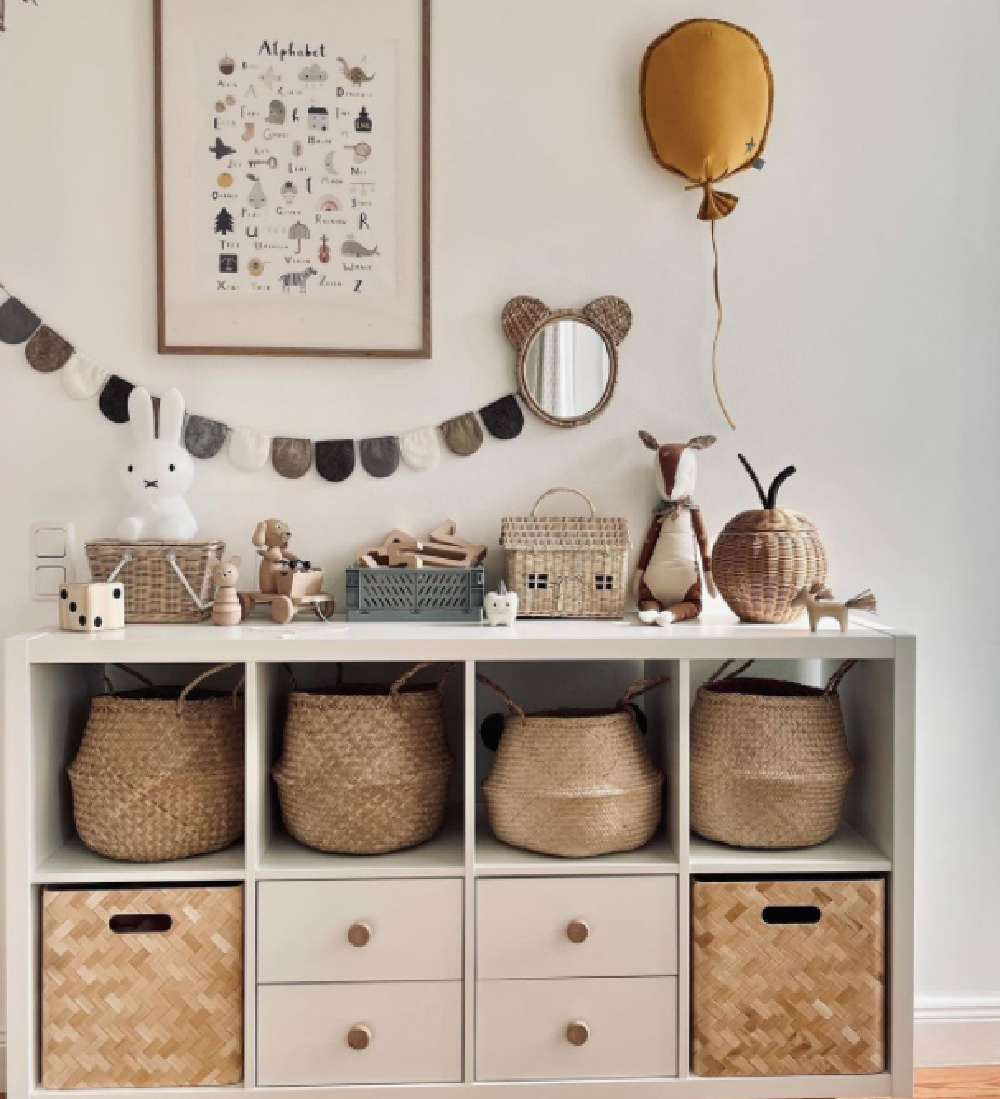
<box><xmin>69</xmin><ymin>664</ymin><xmax>245</xmax><ymax>861</ymax></box>
<box><xmin>690</xmin><ymin>659</ymin><xmax>856</xmax><ymax>848</ymax></box>
<box><xmin>41</xmin><ymin>884</ymin><xmax>243</xmax><ymax>1088</ymax></box>
<box><xmin>273</xmin><ymin>663</ymin><xmax>455</xmax><ymax>855</ymax></box>
<box><xmin>86</xmin><ymin>538</ymin><xmax>225</xmax><ymax>623</ymax></box>
<box><xmin>500</xmin><ymin>488</ymin><xmax>630</xmax><ymax>618</ymax></box>
<box><xmin>478</xmin><ymin>672</ymin><xmax>666</xmax><ymax>857</ymax></box>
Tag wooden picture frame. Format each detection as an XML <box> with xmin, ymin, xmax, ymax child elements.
<box><xmin>155</xmin><ymin>0</ymin><xmax>430</xmax><ymax>358</ymax></box>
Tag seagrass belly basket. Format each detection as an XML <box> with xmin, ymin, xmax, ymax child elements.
<box><xmin>478</xmin><ymin>673</ymin><xmax>667</xmax><ymax>857</ymax></box>
<box><xmin>273</xmin><ymin>663</ymin><xmax>455</xmax><ymax>855</ymax></box>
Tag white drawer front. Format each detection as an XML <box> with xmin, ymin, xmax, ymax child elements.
<box><xmin>476</xmin><ymin>976</ymin><xmax>677</xmax><ymax>1081</ymax></box>
<box><xmin>477</xmin><ymin>875</ymin><xmax>677</xmax><ymax>979</ymax></box>
<box><xmin>258</xmin><ymin>981</ymin><xmax>462</xmax><ymax>1086</ymax></box>
<box><xmin>257</xmin><ymin>878</ymin><xmax>462</xmax><ymax>983</ymax></box>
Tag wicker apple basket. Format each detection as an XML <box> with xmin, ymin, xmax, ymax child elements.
<box><xmin>478</xmin><ymin>672</ymin><xmax>667</xmax><ymax>857</ymax></box>
<box><xmin>713</xmin><ymin>456</ymin><xmax>828</xmax><ymax>623</ymax></box>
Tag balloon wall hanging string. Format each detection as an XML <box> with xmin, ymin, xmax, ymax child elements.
<box><xmin>0</xmin><ymin>281</ymin><xmax>525</xmax><ymax>483</ymax></box>
<box><xmin>640</xmin><ymin>18</ymin><xmax>775</xmax><ymax>431</ymax></box>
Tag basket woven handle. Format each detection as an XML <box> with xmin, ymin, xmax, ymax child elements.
<box><xmin>475</xmin><ymin>672</ymin><xmax>526</xmax><ymax>718</ymax></box>
<box><xmin>530</xmin><ymin>487</ymin><xmax>597</xmax><ymax>519</ymax></box>
<box><xmin>176</xmin><ymin>663</ymin><xmax>245</xmax><ymax>716</ymax></box>
<box><xmin>390</xmin><ymin>662</ymin><xmax>458</xmax><ymax>695</ymax></box>
<box><xmin>824</xmin><ymin>660</ymin><xmax>858</xmax><ymax>695</ymax></box>
<box><xmin>620</xmin><ymin>674</ymin><xmax>671</xmax><ymax>704</ymax></box>
<box><xmin>102</xmin><ymin>664</ymin><xmax>155</xmax><ymax>695</ymax></box>
<box><xmin>705</xmin><ymin>659</ymin><xmax>755</xmax><ymax>685</ymax></box>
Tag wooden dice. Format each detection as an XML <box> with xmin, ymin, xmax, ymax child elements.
<box><xmin>58</xmin><ymin>582</ymin><xmax>126</xmax><ymax>632</ymax></box>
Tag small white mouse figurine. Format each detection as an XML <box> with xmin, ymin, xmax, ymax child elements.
<box><xmin>117</xmin><ymin>387</ymin><xmax>199</xmax><ymax>540</ymax></box>
<box><xmin>485</xmin><ymin>580</ymin><xmax>518</xmax><ymax>626</ymax></box>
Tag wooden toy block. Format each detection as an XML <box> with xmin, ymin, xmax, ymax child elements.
<box><xmin>58</xmin><ymin>582</ymin><xmax>125</xmax><ymax>632</ymax></box>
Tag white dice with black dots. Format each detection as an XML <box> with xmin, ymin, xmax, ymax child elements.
<box><xmin>57</xmin><ymin>582</ymin><xmax>125</xmax><ymax>632</ymax></box>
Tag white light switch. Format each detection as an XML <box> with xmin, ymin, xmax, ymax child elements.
<box><xmin>31</xmin><ymin>521</ymin><xmax>75</xmax><ymax>600</ymax></box>
<box><xmin>35</xmin><ymin>527</ymin><xmax>68</xmax><ymax>558</ymax></box>
<box><xmin>35</xmin><ymin>565</ymin><xmax>67</xmax><ymax>599</ymax></box>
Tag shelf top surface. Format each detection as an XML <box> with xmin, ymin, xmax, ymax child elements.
<box><xmin>9</xmin><ymin>613</ymin><xmax>904</xmax><ymax>663</ymax></box>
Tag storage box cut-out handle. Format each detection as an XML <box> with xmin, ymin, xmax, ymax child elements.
<box><xmin>761</xmin><ymin>905</ymin><xmax>821</xmax><ymax>926</ymax></box>
<box><xmin>109</xmin><ymin>913</ymin><xmax>173</xmax><ymax>934</ymax></box>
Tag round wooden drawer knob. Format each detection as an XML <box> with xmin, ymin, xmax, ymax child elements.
<box><xmin>347</xmin><ymin>921</ymin><xmax>372</xmax><ymax>947</ymax></box>
<box><xmin>347</xmin><ymin>1024</ymin><xmax>372</xmax><ymax>1051</ymax></box>
<box><xmin>566</xmin><ymin>1021</ymin><xmax>590</xmax><ymax>1047</ymax></box>
<box><xmin>566</xmin><ymin>919</ymin><xmax>590</xmax><ymax>944</ymax></box>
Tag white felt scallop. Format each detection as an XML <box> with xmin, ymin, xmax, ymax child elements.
<box><xmin>61</xmin><ymin>353</ymin><xmax>108</xmax><ymax>400</ymax></box>
<box><xmin>229</xmin><ymin>426</ymin><xmax>272</xmax><ymax>471</ymax></box>
<box><xmin>400</xmin><ymin>426</ymin><xmax>441</xmax><ymax>472</ymax></box>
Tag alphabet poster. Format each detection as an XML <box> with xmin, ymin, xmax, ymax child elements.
<box><xmin>157</xmin><ymin>0</ymin><xmax>429</xmax><ymax>357</ymax></box>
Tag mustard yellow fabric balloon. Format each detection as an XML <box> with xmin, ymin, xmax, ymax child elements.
<box><xmin>641</xmin><ymin>19</ymin><xmax>773</xmax><ymax>221</ymax></box>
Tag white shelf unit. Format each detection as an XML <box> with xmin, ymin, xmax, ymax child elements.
<box><xmin>5</xmin><ymin>617</ymin><xmax>915</xmax><ymax>1099</ymax></box>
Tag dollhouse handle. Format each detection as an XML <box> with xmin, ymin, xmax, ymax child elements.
<box><xmin>176</xmin><ymin>663</ymin><xmax>245</xmax><ymax>716</ymax></box>
<box><xmin>390</xmin><ymin>662</ymin><xmax>458</xmax><ymax>696</ymax></box>
<box><xmin>705</xmin><ymin>659</ymin><xmax>755</xmax><ymax>686</ymax></box>
<box><xmin>530</xmin><ymin>487</ymin><xmax>597</xmax><ymax>519</ymax></box>
<box><xmin>620</xmin><ymin>674</ymin><xmax>671</xmax><ymax>705</ymax></box>
<box><xmin>824</xmin><ymin>660</ymin><xmax>858</xmax><ymax>696</ymax></box>
<box><xmin>102</xmin><ymin>664</ymin><xmax>155</xmax><ymax>694</ymax></box>
<box><xmin>475</xmin><ymin>673</ymin><xmax>526</xmax><ymax>718</ymax></box>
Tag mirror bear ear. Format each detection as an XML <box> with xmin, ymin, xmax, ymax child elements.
<box><xmin>582</xmin><ymin>296</ymin><xmax>632</xmax><ymax>346</ymax></box>
<box><xmin>501</xmin><ymin>296</ymin><xmax>551</xmax><ymax>349</ymax></box>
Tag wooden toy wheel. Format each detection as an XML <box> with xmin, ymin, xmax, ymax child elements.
<box><xmin>315</xmin><ymin>598</ymin><xmax>336</xmax><ymax>621</ymax></box>
<box><xmin>271</xmin><ymin>596</ymin><xmax>296</xmax><ymax>625</ymax></box>
<box><xmin>238</xmin><ymin>594</ymin><xmax>256</xmax><ymax>620</ymax></box>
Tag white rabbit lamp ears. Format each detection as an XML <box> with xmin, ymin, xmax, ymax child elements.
<box><xmin>128</xmin><ymin>387</ymin><xmax>186</xmax><ymax>443</ymax></box>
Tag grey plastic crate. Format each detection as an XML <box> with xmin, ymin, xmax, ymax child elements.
<box><xmin>346</xmin><ymin>567</ymin><xmax>485</xmax><ymax>623</ymax></box>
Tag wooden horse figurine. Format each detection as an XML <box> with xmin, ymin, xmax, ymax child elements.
<box><xmin>792</xmin><ymin>583</ymin><xmax>878</xmax><ymax>632</ymax></box>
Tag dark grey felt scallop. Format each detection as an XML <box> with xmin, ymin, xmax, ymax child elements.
<box><xmin>315</xmin><ymin>439</ymin><xmax>356</xmax><ymax>482</ymax></box>
<box><xmin>441</xmin><ymin>413</ymin><xmax>484</xmax><ymax>457</ymax></box>
<box><xmin>99</xmin><ymin>375</ymin><xmax>135</xmax><ymax>424</ymax></box>
<box><xmin>185</xmin><ymin>414</ymin><xmax>228</xmax><ymax>459</ymax></box>
<box><xmin>272</xmin><ymin>436</ymin><xmax>314</xmax><ymax>479</ymax></box>
<box><xmin>359</xmin><ymin>435</ymin><xmax>400</xmax><ymax>478</ymax></box>
<box><xmin>0</xmin><ymin>297</ymin><xmax>41</xmax><ymax>345</ymax></box>
<box><xmin>25</xmin><ymin>325</ymin><xmax>74</xmax><ymax>373</ymax></box>
<box><xmin>480</xmin><ymin>395</ymin><xmax>524</xmax><ymax>440</ymax></box>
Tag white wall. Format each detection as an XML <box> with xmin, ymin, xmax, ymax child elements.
<box><xmin>1</xmin><ymin>0</ymin><xmax>999</xmax><ymax>1067</ymax></box>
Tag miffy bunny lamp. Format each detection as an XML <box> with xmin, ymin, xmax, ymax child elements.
<box><xmin>117</xmin><ymin>387</ymin><xmax>198</xmax><ymax>540</ymax></box>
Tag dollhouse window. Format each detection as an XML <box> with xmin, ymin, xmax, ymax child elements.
<box><xmin>595</xmin><ymin>574</ymin><xmax>615</xmax><ymax>590</ymax></box>
<box><xmin>527</xmin><ymin>573</ymin><xmax>549</xmax><ymax>589</ymax></box>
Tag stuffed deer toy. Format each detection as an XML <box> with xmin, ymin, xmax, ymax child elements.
<box><xmin>117</xmin><ymin>387</ymin><xmax>198</xmax><ymax>540</ymax></box>
<box><xmin>633</xmin><ymin>431</ymin><xmax>717</xmax><ymax>625</ymax></box>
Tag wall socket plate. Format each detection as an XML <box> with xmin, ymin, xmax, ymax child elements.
<box><xmin>31</xmin><ymin>521</ymin><xmax>76</xmax><ymax>601</ymax></box>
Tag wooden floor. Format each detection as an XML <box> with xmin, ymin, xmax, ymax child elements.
<box><xmin>0</xmin><ymin>1068</ymin><xmax>996</xmax><ymax>1099</ymax></box>
<box><xmin>912</xmin><ymin>1067</ymin><xmax>1000</xmax><ymax>1098</ymax></box>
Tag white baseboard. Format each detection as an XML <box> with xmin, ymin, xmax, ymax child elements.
<box><xmin>915</xmin><ymin>996</ymin><xmax>1000</xmax><ymax>1067</ymax></box>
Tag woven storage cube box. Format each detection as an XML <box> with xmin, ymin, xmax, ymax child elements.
<box><xmin>41</xmin><ymin>884</ymin><xmax>243</xmax><ymax>1088</ymax></box>
<box><xmin>692</xmin><ymin>877</ymin><xmax>885</xmax><ymax>1077</ymax></box>
<box><xmin>500</xmin><ymin>487</ymin><xmax>630</xmax><ymax>618</ymax></box>
<box><xmin>87</xmin><ymin>538</ymin><xmax>224</xmax><ymax>622</ymax></box>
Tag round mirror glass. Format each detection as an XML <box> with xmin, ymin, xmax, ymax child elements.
<box><xmin>522</xmin><ymin>319</ymin><xmax>612</xmax><ymax>425</ymax></box>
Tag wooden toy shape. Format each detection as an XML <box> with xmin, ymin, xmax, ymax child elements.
<box><xmin>356</xmin><ymin>520</ymin><xmax>487</xmax><ymax>570</ymax></box>
<box><xmin>242</xmin><ymin>521</ymin><xmax>334</xmax><ymax>623</ymax></box>
<box><xmin>791</xmin><ymin>583</ymin><xmax>878</xmax><ymax>632</ymax></box>
<box><xmin>58</xmin><ymin>582</ymin><xmax>125</xmax><ymax>632</ymax></box>
<box><xmin>252</xmin><ymin>518</ymin><xmax>300</xmax><ymax>593</ymax></box>
<box><xmin>211</xmin><ymin>556</ymin><xmax>242</xmax><ymax>627</ymax></box>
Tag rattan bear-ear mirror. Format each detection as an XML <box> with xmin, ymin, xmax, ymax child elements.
<box><xmin>501</xmin><ymin>296</ymin><xmax>632</xmax><ymax>428</ymax></box>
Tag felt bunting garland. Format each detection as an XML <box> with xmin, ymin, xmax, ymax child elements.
<box><xmin>1</xmin><ymin>285</ymin><xmax>527</xmax><ymax>484</ymax></box>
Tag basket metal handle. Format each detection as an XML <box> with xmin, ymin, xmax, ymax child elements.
<box><xmin>824</xmin><ymin>660</ymin><xmax>858</xmax><ymax>695</ymax></box>
<box><xmin>530</xmin><ymin>487</ymin><xmax>597</xmax><ymax>519</ymax></box>
<box><xmin>390</xmin><ymin>662</ymin><xmax>458</xmax><ymax>696</ymax></box>
<box><xmin>176</xmin><ymin>663</ymin><xmax>245</xmax><ymax>716</ymax></box>
<box><xmin>102</xmin><ymin>664</ymin><xmax>155</xmax><ymax>695</ymax></box>
<box><xmin>475</xmin><ymin>672</ymin><xmax>526</xmax><ymax>718</ymax></box>
<box><xmin>620</xmin><ymin>674</ymin><xmax>671</xmax><ymax>705</ymax></box>
<box><xmin>705</xmin><ymin>659</ymin><xmax>754</xmax><ymax>685</ymax></box>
